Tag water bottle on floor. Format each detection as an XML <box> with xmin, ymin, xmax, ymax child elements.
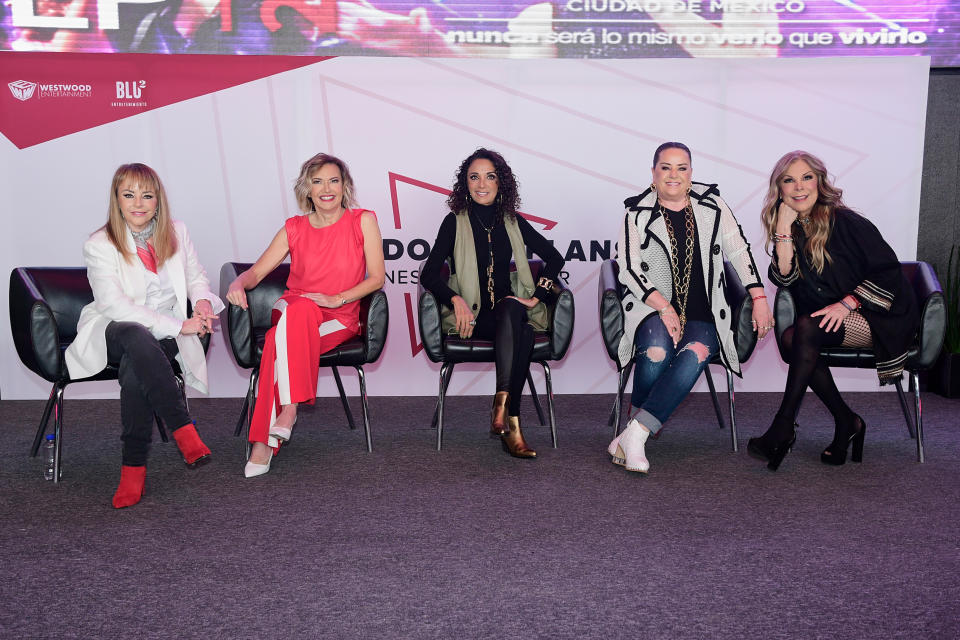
<box><xmin>43</xmin><ymin>434</ymin><xmax>56</xmax><ymax>481</ymax></box>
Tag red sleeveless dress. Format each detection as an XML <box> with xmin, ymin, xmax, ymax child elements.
<box><xmin>249</xmin><ymin>209</ymin><xmax>371</xmax><ymax>446</ymax></box>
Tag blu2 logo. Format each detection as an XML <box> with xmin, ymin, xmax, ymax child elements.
<box><xmin>115</xmin><ymin>80</ymin><xmax>147</xmax><ymax>99</ymax></box>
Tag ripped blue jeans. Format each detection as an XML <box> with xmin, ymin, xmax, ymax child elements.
<box><xmin>630</xmin><ymin>317</ymin><xmax>719</xmax><ymax>435</ymax></box>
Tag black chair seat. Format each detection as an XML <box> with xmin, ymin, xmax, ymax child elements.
<box><xmin>441</xmin><ymin>333</ymin><xmax>552</xmax><ymax>362</ymax></box>
<box><xmin>220</xmin><ymin>262</ymin><xmax>388</xmax><ymax>453</ymax></box>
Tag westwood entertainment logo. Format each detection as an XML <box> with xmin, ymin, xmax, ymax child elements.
<box><xmin>8</xmin><ymin>80</ymin><xmax>37</xmax><ymax>101</ymax></box>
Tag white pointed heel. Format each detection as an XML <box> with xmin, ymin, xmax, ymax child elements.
<box><xmin>617</xmin><ymin>418</ymin><xmax>650</xmax><ymax>474</ymax></box>
<box><xmin>244</xmin><ymin>444</ymin><xmax>273</xmax><ymax>478</ymax></box>
<box><xmin>243</xmin><ymin>457</ymin><xmax>271</xmax><ymax>478</ymax></box>
<box><xmin>269</xmin><ymin>416</ymin><xmax>297</xmax><ymax>443</ymax></box>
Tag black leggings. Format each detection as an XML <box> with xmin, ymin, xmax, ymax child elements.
<box><xmin>473</xmin><ymin>299</ymin><xmax>535</xmax><ymax>416</ymax></box>
<box><xmin>105</xmin><ymin>322</ymin><xmax>191</xmax><ymax>466</ymax></box>
<box><xmin>774</xmin><ymin>313</ymin><xmax>855</xmax><ymax>430</ymax></box>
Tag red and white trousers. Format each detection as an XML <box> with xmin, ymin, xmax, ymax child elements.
<box><xmin>249</xmin><ymin>295</ymin><xmax>357</xmax><ymax>446</ymax></box>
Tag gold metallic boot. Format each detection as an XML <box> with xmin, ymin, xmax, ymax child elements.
<box><xmin>501</xmin><ymin>416</ymin><xmax>536</xmax><ymax>459</ymax></box>
<box><xmin>490</xmin><ymin>392</ymin><xmax>509</xmax><ymax>437</ymax></box>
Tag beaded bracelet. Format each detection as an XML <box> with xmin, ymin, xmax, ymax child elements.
<box><xmin>773</xmin><ymin>237</ymin><xmax>794</xmax><ymax>243</ymax></box>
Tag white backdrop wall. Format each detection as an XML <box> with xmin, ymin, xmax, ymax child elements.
<box><xmin>0</xmin><ymin>55</ymin><xmax>929</xmax><ymax>400</ymax></box>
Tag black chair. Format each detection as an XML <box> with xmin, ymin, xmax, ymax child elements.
<box><xmin>9</xmin><ymin>267</ymin><xmax>204</xmax><ymax>483</ymax></box>
<box><xmin>599</xmin><ymin>259</ymin><xmax>757</xmax><ymax>451</ymax></box>
<box><xmin>219</xmin><ymin>263</ymin><xmax>388</xmax><ymax>453</ymax></box>
<box><xmin>418</xmin><ymin>259</ymin><xmax>575</xmax><ymax>450</ymax></box>
<box><xmin>773</xmin><ymin>261</ymin><xmax>945</xmax><ymax>462</ymax></box>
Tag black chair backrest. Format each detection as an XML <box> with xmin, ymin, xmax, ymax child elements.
<box><xmin>723</xmin><ymin>260</ymin><xmax>756</xmax><ymax>364</ymax></box>
<box><xmin>12</xmin><ymin>267</ymin><xmax>92</xmax><ymax>341</ymax></box>
<box><xmin>10</xmin><ymin>267</ymin><xmax>92</xmax><ymax>382</ymax></box>
<box><xmin>220</xmin><ymin>262</ymin><xmax>290</xmax><ymax>370</ymax></box>
<box><xmin>903</xmin><ymin>261</ymin><xmax>946</xmax><ymax>370</ymax></box>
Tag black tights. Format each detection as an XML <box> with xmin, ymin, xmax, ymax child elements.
<box><xmin>474</xmin><ymin>299</ymin><xmax>535</xmax><ymax>416</ymax></box>
<box><xmin>771</xmin><ymin>313</ymin><xmax>854</xmax><ymax>437</ymax></box>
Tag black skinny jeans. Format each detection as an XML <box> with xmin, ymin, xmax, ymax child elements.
<box><xmin>472</xmin><ymin>298</ymin><xmax>535</xmax><ymax>416</ymax></box>
<box><xmin>105</xmin><ymin>322</ymin><xmax>191</xmax><ymax>466</ymax></box>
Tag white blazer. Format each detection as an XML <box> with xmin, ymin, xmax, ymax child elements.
<box><xmin>65</xmin><ymin>220</ymin><xmax>224</xmax><ymax>394</ymax></box>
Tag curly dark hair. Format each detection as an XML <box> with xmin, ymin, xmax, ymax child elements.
<box><xmin>447</xmin><ymin>148</ymin><xmax>521</xmax><ymax>220</ymax></box>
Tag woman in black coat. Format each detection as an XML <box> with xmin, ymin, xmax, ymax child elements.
<box><xmin>749</xmin><ymin>150</ymin><xmax>919</xmax><ymax>471</ymax></box>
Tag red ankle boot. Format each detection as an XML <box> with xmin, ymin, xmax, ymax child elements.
<box><xmin>112</xmin><ymin>465</ymin><xmax>146</xmax><ymax>508</ymax></box>
<box><xmin>172</xmin><ymin>422</ymin><xmax>211</xmax><ymax>467</ymax></box>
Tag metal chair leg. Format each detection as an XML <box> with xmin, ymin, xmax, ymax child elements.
<box><xmin>893</xmin><ymin>378</ymin><xmax>916</xmax><ymax>439</ymax></box>
<box><xmin>244</xmin><ymin>370</ymin><xmax>258</xmax><ymax>460</ymax></box>
<box><xmin>541</xmin><ymin>363</ymin><xmax>557</xmax><ymax>448</ymax></box>
<box><xmin>703</xmin><ymin>366</ymin><xmax>726</xmax><ymax>430</ymax></box>
<box><xmin>31</xmin><ymin>383</ymin><xmax>59</xmax><ymax>457</ymax></box>
<box><xmin>726</xmin><ymin>368</ymin><xmax>738</xmax><ymax>452</ymax></box>
<box><xmin>52</xmin><ymin>385</ymin><xmax>64</xmax><ymax>484</ymax></box>
<box><xmin>332</xmin><ymin>367</ymin><xmax>357</xmax><ymax>430</ymax></box>
<box><xmin>526</xmin><ymin>371</ymin><xmax>547</xmax><ymax>426</ymax></box>
<box><xmin>154</xmin><ymin>375</ymin><xmax>189</xmax><ymax>443</ymax></box>
<box><xmin>436</xmin><ymin>362</ymin><xmax>453</xmax><ymax>450</ymax></box>
<box><xmin>234</xmin><ymin>396</ymin><xmax>249</xmax><ymax>437</ymax></box>
<box><xmin>431</xmin><ymin>363</ymin><xmax>454</xmax><ymax>429</ymax></box>
<box><xmin>610</xmin><ymin>363</ymin><xmax>633</xmax><ymax>437</ymax></box>
<box><xmin>913</xmin><ymin>371</ymin><xmax>925</xmax><ymax>463</ymax></box>
<box><xmin>354</xmin><ymin>366</ymin><xmax>373</xmax><ymax>452</ymax></box>
<box><xmin>234</xmin><ymin>369</ymin><xmax>257</xmax><ymax>436</ymax></box>
<box><xmin>154</xmin><ymin>414</ymin><xmax>168</xmax><ymax>443</ymax></box>
<box><xmin>177</xmin><ymin>375</ymin><xmax>189</xmax><ymax>413</ymax></box>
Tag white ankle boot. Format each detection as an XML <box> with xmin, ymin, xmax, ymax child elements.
<box><xmin>607</xmin><ymin>432</ymin><xmax>625</xmax><ymax>466</ymax></box>
<box><xmin>615</xmin><ymin>418</ymin><xmax>650</xmax><ymax>473</ymax></box>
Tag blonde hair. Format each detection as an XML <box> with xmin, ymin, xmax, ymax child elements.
<box><xmin>761</xmin><ymin>150</ymin><xmax>846</xmax><ymax>274</ymax></box>
<box><xmin>293</xmin><ymin>153</ymin><xmax>357</xmax><ymax>213</ymax></box>
<box><xmin>104</xmin><ymin>163</ymin><xmax>177</xmax><ymax>267</ymax></box>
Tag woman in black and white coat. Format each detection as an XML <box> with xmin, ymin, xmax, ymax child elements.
<box><xmin>608</xmin><ymin>142</ymin><xmax>773</xmax><ymax>473</ymax></box>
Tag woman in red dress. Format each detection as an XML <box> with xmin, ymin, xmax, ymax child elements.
<box><xmin>226</xmin><ymin>153</ymin><xmax>385</xmax><ymax>477</ymax></box>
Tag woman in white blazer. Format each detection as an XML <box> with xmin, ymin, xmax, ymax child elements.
<box><xmin>608</xmin><ymin>142</ymin><xmax>773</xmax><ymax>474</ymax></box>
<box><xmin>65</xmin><ymin>163</ymin><xmax>224</xmax><ymax>508</ymax></box>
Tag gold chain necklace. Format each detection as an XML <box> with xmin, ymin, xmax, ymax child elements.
<box><xmin>660</xmin><ymin>200</ymin><xmax>696</xmax><ymax>336</ymax></box>
<box><xmin>472</xmin><ymin>211</ymin><xmax>498</xmax><ymax>307</ymax></box>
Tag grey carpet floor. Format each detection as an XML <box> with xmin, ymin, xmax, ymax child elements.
<box><xmin>1</xmin><ymin>391</ymin><xmax>958</xmax><ymax>639</ymax></box>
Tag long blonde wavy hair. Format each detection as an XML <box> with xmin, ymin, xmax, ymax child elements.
<box><xmin>761</xmin><ymin>150</ymin><xmax>846</xmax><ymax>274</ymax></box>
<box><xmin>104</xmin><ymin>163</ymin><xmax>178</xmax><ymax>267</ymax></box>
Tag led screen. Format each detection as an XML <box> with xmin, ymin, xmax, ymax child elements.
<box><xmin>3</xmin><ymin>1</ymin><xmax>959</xmax><ymax>65</ymax></box>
